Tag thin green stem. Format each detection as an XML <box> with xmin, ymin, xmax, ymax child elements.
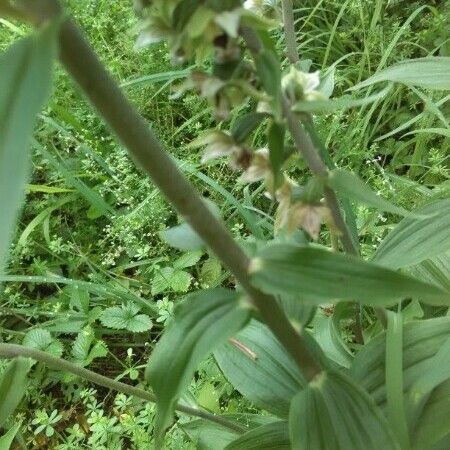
<box><xmin>281</xmin><ymin>0</ymin><xmax>299</xmax><ymax>64</ymax></box>
<box><xmin>0</xmin><ymin>344</ymin><xmax>246</xmax><ymax>434</ymax></box>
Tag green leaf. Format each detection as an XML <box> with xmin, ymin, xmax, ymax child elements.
<box><xmin>173</xmin><ymin>250</ymin><xmax>203</xmax><ymax>269</ymax></box>
<box><xmin>407</xmin><ymin>337</ymin><xmax>450</xmax><ymax>429</ymax></box>
<box><xmin>289</xmin><ymin>370</ymin><xmax>399</xmax><ymax>450</ymax></box>
<box><xmin>231</xmin><ymin>112</ymin><xmax>267</xmax><ymax>143</ymax></box>
<box><xmin>151</xmin><ymin>267</ymin><xmax>192</xmax><ymax>294</ymax></box>
<box><xmin>293</xmin><ymin>85</ymin><xmax>390</xmax><ymax>113</ymax></box>
<box><xmin>351</xmin><ymin>57</ymin><xmax>450</xmax><ymax>91</ymax></box>
<box><xmin>407</xmin><ymin>251</ymin><xmax>450</xmax><ymax>293</ymax></box>
<box><xmin>0</xmin><ymin>22</ymin><xmax>58</xmax><ymax>272</ymax></box>
<box><xmin>0</xmin><ymin>358</ymin><xmax>30</xmax><ymax>427</ymax></box>
<box><xmin>199</xmin><ymin>257</ymin><xmax>222</xmax><ymax>288</ymax></box>
<box><xmin>267</xmin><ymin>121</ymin><xmax>286</xmax><ymax>187</ymax></box>
<box><xmin>327</xmin><ymin>169</ymin><xmax>411</xmax><ymax>217</ymax></box>
<box><xmin>254</xmin><ymin>49</ymin><xmax>281</xmax><ymax>103</ymax></box>
<box><xmin>351</xmin><ymin>316</ymin><xmax>450</xmax><ymax>406</ymax></box>
<box><xmin>100</xmin><ymin>303</ymin><xmax>152</xmax><ymax>333</ymax></box>
<box><xmin>351</xmin><ymin>317</ymin><xmax>450</xmax><ymax>449</ymax></box>
<box><xmin>413</xmin><ymin>379</ymin><xmax>450</xmax><ymax>450</ymax></box>
<box><xmin>386</xmin><ymin>311</ymin><xmax>410</xmax><ymax>449</ymax></box>
<box><xmin>182</xmin><ymin>420</ymin><xmax>240</xmax><ymax>450</ymax></box>
<box><xmin>71</xmin><ymin>326</ymin><xmax>107</xmax><ymax>366</ymax></box>
<box><xmin>0</xmin><ymin>422</ymin><xmax>21</xmax><ymax>450</ymax></box>
<box><xmin>160</xmin><ymin>222</ymin><xmax>205</xmax><ymax>251</ymax></box>
<box><xmin>225</xmin><ymin>421</ymin><xmax>290</xmax><ymax>450</ymax></box>
<box><xmin>145</xmin><ymin>289</ymin><xmax>250</xmax><ymax>447</ymax></box>
<box><xmin>310</xmin><ymin>304</ymin><xmax>353</xmax><ymax>368</ymax></box>
<box><xmin>250</xmin><ymin>243</ymin><xmax>448</xmax><ymax>307</ymax></box>
<box><xmin>23</xmin><ymin>328</ymin><xmax>63</xmax><ymax>358</ymax></box>
<box><xmin>373</xmin><ymin>200</ymin><xmax>450</xmax><ymax>269</ymax></box>
<box><xmin>277</xmin><ymin>294</ymin><xmax>316</xmax><ymax>329</ymax></box>
<box><xmin>172</xmin><ymin>0</ymin><xmax>201</xmax><ymax>30</ymax></box>
<box><xmin>214</xmin><ymin>320</ymin><xmax>306</xmax><ymax>417</ymax></box>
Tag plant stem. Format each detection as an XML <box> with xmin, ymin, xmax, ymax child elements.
<box><xmin>0</xmin><ymin>344</ymin><xmax>246</xmax><ymax>433</ymax></box>
<box><xmin>281</xmin><ymin>0</ymin><xmax>299</xmax><ymax>64</ymax></box>
<box><xmin>16</xmin><ymin>0</ymin><xmax>322</xmax><ymax>381</ymax></box>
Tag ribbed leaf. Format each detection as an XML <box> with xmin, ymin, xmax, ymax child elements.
<box><xmin>374</xmin><ymin>200</ymin><xmax>450</xmax><ymax>269</ymax></box>
<box><xmin>0</xmin><ymin>358</ymin><xmax>30</xmax><ymax>427</ymax></box>
<box><xmin>214</xmin><ymin>320</ymin><xmax>306</xmax><ymax>417</ymax></box>
<box><xmin>351</xmin><ymin>57</ymin><xmax>450</xmax><ymax>90</ymax></box>
<box><xmin>351</xmin><ymin>317</ymin><xmax>450</xmax><ymax>405</ymax></box>
<box><xmin>0</xmin><ymin>23</ymin><xmax>58</xmax><ymax>272</ymax></box>
<box><xmin>146</xmin><ymin>289</ymin><xmax>250</xmax><ymax>447</ymax></box>
<box><xmin>327</xmin><ymin>169</ymin><xmax>411</xmax><ymax>216</ymax></box>
<box><xmin>250</xmin><ymin>243</ymin><xmax>448</xmax><ymax>307</ymax></box>
<box><xmin>289</xmin><ymin>371</ymin><xmax>399</xmax><ymax>450</ymax></box>
<box><xmin>414</xmin><ymin>379</ymin><xmax>450</xmax><ymax>450</ymax></box>
<box><xmin>183</xmin><ymin>415</ymin><xmax>277</xmax><ymax>450</ymax></box>
<box><xmin>225</xmin><ymin>421</ymin><xmax>290</xmax><ymax>450</ymax></box>
<box><xmin>406</xmin><ymin>251</ymin><xmax>450</xmax><ymax>293</ymax></box>
<box><xmin>351</xmin><ymin>317</ymin><xmax>450</xmax><ymax>450</ymax></box>
<box><xmin>183</xmin><ymin>420</ymin><xmax>240</xmax><ymax>450</ymax></box>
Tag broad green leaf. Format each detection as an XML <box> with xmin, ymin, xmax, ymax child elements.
<box><xmin>159</xmin><ymin>222</ymin><xmax>204</xmax><ymax>250</ymax></box>
<box><xmin>100</xmin><ymin>303</ymin><xmax>152</xmax><ymax>333</ymax></box>
<box><xmin>0</xmin><ymin>23</ymin><xmax>58</xmax><ymax>273</ymax></box>
<box><xmin>0</xmin><ymin>358</ymin><xmax>30</xmax><ymax>427</ymax></box>
<box><xmin>225</xmin><ymin>421</ymin><xmax>290</xmax><ymax>450</ymax></box>
<box><xmin>351</xmin><ymin>317</ymin><xmax>450</xmax><ymax>450</ymax></box>
<box><xmin>351</xmin><ymin>57</ymin><xmax>450</xmax><ymax>90</ymax></box>
<box><xmin>254</xmin><ymin>49</ymin><xmax>281</xmax><ymax>104</ymax></box>
<box><xmin>231</xmin><ymin>112</ymin><xmax>267</xmax><ymax>143</ymax></box>
<box><xmin>351</xmin><ymin>316</ymin><xmax>450</xmax><ymax>405</ymax></box>
<box><xmin>413</xmin><ymin>379</ymin><xmax>450</xmax><ymax>450</ymax></box>
<box><xmin>173</xmin><ymin>250</ymin><xmax>203</xmax><ymax>269</ymax></box>
<box><xmin>407</xmin><ymin>251</ymin><xmax>450</xmax><ymax>292</ymax></box>
<box><xmin>250</xmin><ymin>243</ymin><xmax>448</xmax><ymax>307</ymax></box>
<box><xmin>182</xmin><ymin>420</ymin><xmax>240</xmax><ymax>450</ymax></box>
<box><xmin>277</xmin><ymin>294</ymin><xmax>316</xmax><ymax>328</ymax></box>
<box><xmin>293</xmin><ymin>86</ymin><xmax>390</xmax><ymax>113</ymax></box>
<box><xmin>214</xmin><ymin>320</ymin><xmax>306</xmax><ymax>417</ymax></box>
<box><xmin>172</xmin><ymin>0</ymin><xmax>202</xmax><ymax>30</ymax></box>
<box><xmin>0</xmin><ymin>422</ymin><xmax>21</xmax><ymax>450</ymax></box>
<box><xmin>407</xmin><ymin>337</ymin><xmax>450</xmax><ymax>430</ymax></box>
<box><xmin>289</xmin><ymin>370</ymin><xmax>399</xmax><ymax>450</ymax></box>
<box><xmin>327</xmin><ymin>169</ymin><xmax>411</xmax><ymax>216</ymax></box>
<box><xmin>182</xmin><ymin>415</ymin><xmax>276</xmax><ymax>450</ymax></box>
<box><xmin>199</xmin><ymin>257</ymin><xmax>222</xmax><ymax>288</ymax></box>
<box><xmin>71</xmin><ymin>326</ymin><xmax>108</xmax><ymax>366</ymax></box>
<box><xmin>151</xmin><ymin>267</ymin><xmax>192</xmax><ymax>295</ymax></box>
<box><xmin>146</xmin><ymin>289</ymin><xmax>250</xmax><ymax>447</ymax></box>
<box><xmin>23</xmin><ymin>328</ymin><xmax>63</xmax><ymax>358</ymax></box>
<box><xmin>373</xmin><ymin>200</ymin><xmax>450</xmax><ymax>269</ymax></box>
<box><xmin>310</xmin><ymin>304</ymin><xmax>353</xmax><ymax>368</ymax></box>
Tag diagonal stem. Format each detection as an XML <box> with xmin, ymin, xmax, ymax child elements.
<box><xmin>0</xmin><ymin>344</ymin><xmax>247</xmax><ymax>433</ymax></box>
<box><xmin>13</xmin><ymin>0</ymin><xmax>322</xmax><ymax>381</ymax></box>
